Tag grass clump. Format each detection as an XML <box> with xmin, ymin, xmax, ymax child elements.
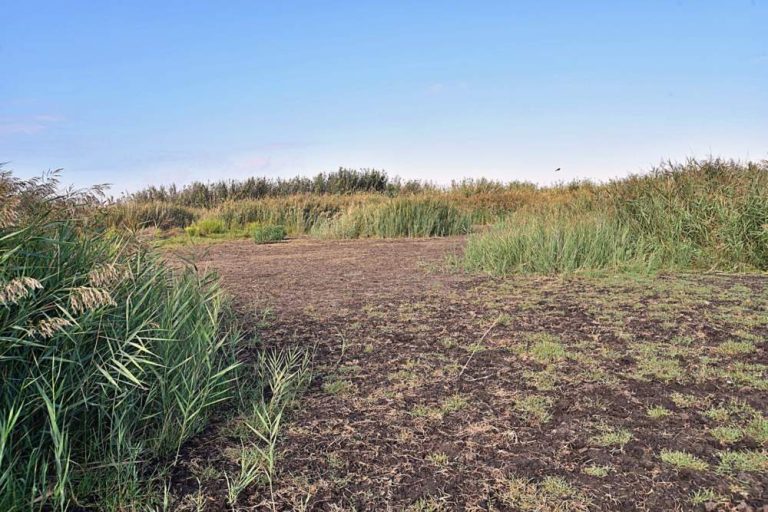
<box><xmin>746</xmin><ymin>416</ymin><xmax>768</xmax><ymax>446</ymax></box>
<box><xmin>714</xmin><ymin>340</ymin><xmax>756</xmax><ymax>356</ymax></box>
<box><xmin>441</xmin><ymin>394</ymin><xmax>469</xmax><ymax>413</ymax></box>
<box><xmin>185</xmin><ymin>216</ymin><xmax>227</xmax><ymax>236</ymax></box>
<box><xmin>426</xmin><ymin>452</ymin><xmax>449</xmax><ymax>466</ymax></box>
<box><xmin>526</xmin><ymin>334</ymin><xmax>567</xmax><ymax>364</ymax></box>
<box><xmin>709</xmin><ymin>426</ymin><xmax>743</xmax><ymax>445</ymax></box>
<box><xmin>410</xmin><ymin>404</ymin><xmax>443</xmax><ymax>420</ymax></box>
<box><xmin>635</xmin><ymin>357</ymin><xmax>684</xmax><ymax>383</ymax></box>
<box><xmin>716</xmin><ymin>450</ymin><xmax>768</xmax><ymax>474</ymax></box>
<box><xmin>659</xmin><ymin>450</ymin><xmax>709</xmax><ymax>471</ymax></box>
<box><xmin>322</xmin><ymin>377</ymin><xmax>355</xmax><ymax>396</ymax></box>
<box><xmin>524</xmin><ymin>369</ymin><xmax>558</xmax><ymax>391</ymax></box>
<box><xmin>498</xmin><ymin>475</ymin><xmax>589</xmax><ymax>511</ymax></box>
<box><xmin>590</xmin><ymin>427</ymin><xmax>632</xmax><ymax>449</ymax></box>
<box><xmin>0</xmin><ymin>170</ymin><xmax>242</xmax><ymax>510</ymax></box>
<box><xmin>704</xmin><ymin>407</ymin><xmax>731</xmax><ymax>422</ymax></box>
<box><xmin>690</xmin><ymin>488</ymin><xmax>727</xmax><ymax>507</ymax></box>
<box><xmin>252</xmin><ymin>224</ymin><xmax>287</xmax><ymax>244</ymax></box>
<box><xmin>581</xmin><ymin>465</ymin><xmax>611</xmax><ymax>478</ymax></box>
<box><xmin>514</xmin><ymin>395</ymin><xmax>553</xmax><ymax>425</ymax></box>
<box><xmin>647</xmin><ymin>405</ymin><xmax>671</xmax><ymax>419</ymax></box>
<box><xmin>669</xmin><ymin>392</ymin><xmax>704</xmax><ymax>409</ymax></box>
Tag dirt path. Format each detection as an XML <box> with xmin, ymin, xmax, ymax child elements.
<box><xmin>173</xmin><ymin>238</ymin><xmax>768</xmax><ymax>511</ymax></box>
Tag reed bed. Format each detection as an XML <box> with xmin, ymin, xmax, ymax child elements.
<box><xmin>106</xmin><ymin>159</ymin><xmax>768</xmax><ymax>271</ymax></box>
<box><xmin>464</xmin><ymin>159</ymin><xmax>768</xmax><ymax>274</ymax></box>
<box><xmin>0</xmin><ymin>171</ymin><xmax>242</xmax><ymax>510</ymax></box>
<box><xmin>312</xmin><ymin>197</ymin><xmax>471</xmax><ymax>238</ymax></box>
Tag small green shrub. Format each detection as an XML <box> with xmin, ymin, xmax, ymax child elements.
<box><xmin>252</xmin><ymin>224</ymin><xmax>287</xmax><ymax>244</ymax></box>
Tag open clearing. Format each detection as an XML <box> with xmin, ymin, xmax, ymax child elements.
<box><xmin>173</xmin><ymin>237</ymin><xmax>767</xmax><ymax>511</ymax></box>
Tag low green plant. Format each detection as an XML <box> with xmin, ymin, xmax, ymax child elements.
<box><xmin>710</xmin><ymin>426</ymin><xmax>743</xmax><ymax>445</ymax></box>
<box><xmin>322</xmin><ymin>378</ymin><xmax>355</xmax><ymax>395</ymax></box>
<box><xmin>704</xmin><ymin>407</ymin><xmax>731</xmax><ymax>422</ymax></box>
<box><xmin>252</xmin><ymin>224</ymin><xmax>287</xmax><ymax>244</ymax></box>
<box><xmin>716</xmin><ymin>450</ymin><xmax>768</xmax><ymax>474</ymax></box>
<box><xmin>746</xmin><ymin>416</ymin><xmax>768</xmax><ymax>446</ymax></box>
<box><xmin>647</xmin><ymin>405</ymin><xmax>671</xmax><ymax>419</ymax></box>
<box><xmin>426</xmin><ymin>452</ymin><xmax>449</xmax><ymax>466</ymax></box>
<box><xmin>528</xmin><ymin>335</ymin><xmax>567</xmax><ymax>363</ymax></box>
<box><xmin>514</xmin><ymin>395</ymin><xmax>553</xmax><ymax>425</ymax></box>
<box><xmin>581</xmin><ymin>465</ymin><xmax>610</xmax><ymax>478</ymax></box>
<box><xmin>441</xmin><ymin>394</ymin><xmax>468</xmax><ymax>413</ymax></box>
<box><xmin>690</xmin><ymin>488</ymin><xmax>727</xmax><ymax>507</ymax></box>
<box><xmin>591</xmin><ymin>427</ymin><xmax>632</xmax><ymax>448</ymax></box>
<box><xmin>499</xmin><ymin>475</ymin><xmax>590</xmax><ymax>511</ymax></box>
<box><xmin>635</xmin><ymin>357</ymin><xmax>684</xmax><ymax>383</ymax></box>
<box><xmin>226</xmin><ymin>348</ymin><xmax>311</xmax><ymax>506</ymax></box>
<box><xmin>659</xmin><ymin>450</ymin><xmax>709</xmax><ymax>471</ymax></box>
<box><xmin>669</xmin><ymin>392</ymin><xmax>702</xmax><ymax>408</ymax></box>
<box><xmin>715</xmin><ymin>340</ymin><xmax>756</xmax><ymax>356</ymax></box>
<box><xmin>185</xmin><ymin>216</ymin><xmax>227</xmax><ymax>236</ymax></box>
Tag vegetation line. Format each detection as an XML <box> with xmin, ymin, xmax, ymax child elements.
<box><xmin>105</xmin><ymin>159</ymin><xmax>768</xmax><ymax>274</ymax></box>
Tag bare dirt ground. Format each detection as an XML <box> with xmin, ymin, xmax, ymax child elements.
<box><xmin>171</xmin><ymin>237</ymin><xmax>767</xmax><ymax>511</ymax></box>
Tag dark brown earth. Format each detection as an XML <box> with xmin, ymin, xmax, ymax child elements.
<box><xmin>170</xmin><ymin>237</ymin><xmax>768</xmax><ymax>511</ymax></box>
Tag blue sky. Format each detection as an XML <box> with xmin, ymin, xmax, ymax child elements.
<box><xmin>2</xmin><ymin>1</ymin><xmax>766</xmax><ymax>193</ymax></box>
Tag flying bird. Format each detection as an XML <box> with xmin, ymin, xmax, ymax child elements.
<box><xmin>555</xmin><ymin>167</ymin><xmax>561</xmax><ymax>172</ymax></box>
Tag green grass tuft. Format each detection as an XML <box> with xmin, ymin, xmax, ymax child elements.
<box><xmin>659</xmin><ymin>450</ymin><xmax>709</xmax><ymax>471</ymax></box>
<box><xmin>185</xmin><ymin>216</ymin><xmax>227</xmax><ymax>236</ymax></box>
<box><xmin>252</xmin><ymin>224</ymin><xmax>287</xmax><ymax>244</ymax></box>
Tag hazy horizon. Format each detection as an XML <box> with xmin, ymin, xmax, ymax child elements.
<box><xmin>3</xmin><ymin>1</ymin><xmax>766</xmax><ymax>194</ymax></box>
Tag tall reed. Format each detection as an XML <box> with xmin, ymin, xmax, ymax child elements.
<box><xmin>464</xmin><ymin>159</ymin><xmax>768</xmax><ymax>274</ymax></box>
<box><xmin>314</xmin><ymin>197</ymin><xmax>471</xmax><ymax>238</ymax></box>
<box><xmin>0</xmin><ymin>171</ymin><xmax>242</xmax><ymax>510</ymax></box>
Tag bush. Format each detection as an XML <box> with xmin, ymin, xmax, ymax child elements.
<box><xmin>0</xmin><ymin>171</ymin><xmax>242</xmax><ymax>510</ymax></box>
<box><xmin>252</xmin><ymin>224</ymin><xmax>287</xmax><ymax>244</ymax></box>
